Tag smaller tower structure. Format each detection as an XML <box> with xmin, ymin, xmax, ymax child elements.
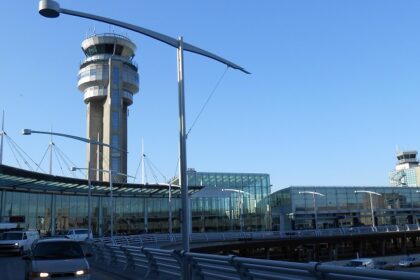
<box><xmin>78</xmin><ymin>34</ymin><xmax>139</xmax><ymax>182</ymax></box>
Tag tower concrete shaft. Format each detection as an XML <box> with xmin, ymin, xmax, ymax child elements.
<box><xmin>78</xmin><ymin>34</ymin><xmax>139</xmax><ymax>182</ymax></box>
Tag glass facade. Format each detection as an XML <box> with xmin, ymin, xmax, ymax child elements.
<box><xmin>389</xmin><ymin>169</ymin><xmax>418</xmax><ymax>187</ymax></box>
<box><xmin>271</xmin><ymin>186</ymin><xmax>420</xmax><ymax>231</ymax></box>
<box><xmin>0</xmin><ymin>166</ymin><xmax>271</xmax><ymax>235</ymax></box>
<box><xmin>188</xmin><ymin>170</ymin><xmax>271</xmax><ymax>232</ymax></box>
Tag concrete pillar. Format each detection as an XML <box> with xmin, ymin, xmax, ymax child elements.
<box><xmin>411</xmin><ymin>236</ymin><xmax>417</xmax><ymax>248</ymax></box>
<box><xmin>402</xmin><ymin>236</ymin><xmax>407</xmax><ymax>255</ymax></box>
<box><xmin>381</xmin><ymin>240</ymin><xmax>386</xmax><ymax>256</ymax></box>
<box><xmin>98</xmin><ymin>197</ymin><xmax>103</xmax><ymax>236</ymax></box>
<box><xmin>329</xmin><ymin>244</ymin><xmax>338</xmax><ymax>261</ymax></box>
<box><xmin>265</xmin><ymin>247</ymin><xmax>271</xmax><ymax>259</ymax></box>
<box><xmin>393</xmin><ymin>237</ymin><xmax>399</xmax><ymax>250</ymax></box>
<box><xmin>357</xmin><ymin>241</ymin><xmax>363</xmax><ymax>258</ymax></box>
<box><xmin>51</xmin><ymin>194</ymin><xmax>56</xmax><ymax>236</ymax></box>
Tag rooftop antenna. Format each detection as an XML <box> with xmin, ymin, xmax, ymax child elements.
<box><xmin>0</xmin><ymin>110</ymin><xmax>4</xmax><ymax>165</ymax></box>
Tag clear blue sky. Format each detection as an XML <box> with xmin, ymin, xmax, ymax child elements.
<box><xmin>1</xmin><ymin>1</ymin><xmax>420</xmax><ymax>191</ymax></box>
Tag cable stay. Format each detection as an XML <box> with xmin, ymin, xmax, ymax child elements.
<box><xmin>36</xmin><ymin>145</ymin><xmax>50</xmax><ymax>173</ymax></box>
<box><xmin>52</xmin><ymin>145</ymin><xmax>66</xmax><ymax>177</ymax></box>
<box><xmin>54</xmin><ymin>145</ymin><xmax>85</xmax><ymax>178</ymax></box>
<box><xmin>186</xmin><ymin>66</ymin><xmax>229</xmax><ymax>138</ymax></box>
<box><xmin>3</xmin><ymin>133</ymin><xmax>45</xmax><ymax>172</ymax></box>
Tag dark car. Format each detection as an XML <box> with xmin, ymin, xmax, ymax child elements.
<box><xmin>22</xmin><ymin>238</ymin><xmax>90</xmax><ymax>279</ymax></box>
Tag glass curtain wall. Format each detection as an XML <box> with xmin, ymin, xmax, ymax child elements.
<box><xmin>271</xmin><ymin>186</ymin><xmax>420</xmax><ymax>231</ymax></box>
<box><xmin>188</xmin><ymin>171</ymin><xmax>271</xmax><ymax>232</ymax></box>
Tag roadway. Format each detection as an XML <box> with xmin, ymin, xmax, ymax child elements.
<box><xmin>0</xmin><ymin>254</ymin><xmax>126</xmax><ymax>280</ymax></box>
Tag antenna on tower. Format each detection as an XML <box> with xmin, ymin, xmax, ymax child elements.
<box><xmin>396</xmin><ymin>145</ymin><xmax>401</xmax><ymax>154</ymax></box>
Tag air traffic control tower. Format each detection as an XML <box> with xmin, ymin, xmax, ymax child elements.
<box><xmin>78</xmin><ymin>34</ymin><xmax>139</xmax><ymax>182</ymax></box>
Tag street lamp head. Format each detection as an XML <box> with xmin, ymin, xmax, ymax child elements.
<box><xmin>22</xmin><ymin>129</ymin><xmax>32</xmax><ymax>135</ymax></box>
<box><xmin>39</xmin><ymin>0</ymin><xmax>60</xmax><ymax>18</ymax></box>
<box><xmin>70</xmin><ymin>167</ymin><xmax>77</xmax><ymax>172</ymax></box>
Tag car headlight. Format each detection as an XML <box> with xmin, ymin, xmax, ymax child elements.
<box><xmin>76</xmin><ymin>269</ymin><xmax>89</xmax><ymax>276</ymax></box>
<box><xmin>14</xmin><ymin>243</ymin><xmax>19</xmax><ymax>247</ymax></box>
<box><xmin>31</xmin><ymin>272</ymin><xmax>49</xmax><ymax>278</ymax></box>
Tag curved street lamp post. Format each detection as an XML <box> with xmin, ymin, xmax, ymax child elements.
<box><xmin>22</xmin><ymin>128</ymin><xmax>122</xmax><ymax>237</ymax></box>
<box><xmin>298</xmin><ymin>191</ymin><xmax>325</xmax><ymax>230</ymax></box>
<box><xmin>354</xmin><ymin>190</ymin><xmax>382</xmax><ymax>227</ymax></box>
<box><xmin>37</xmin><ymin>1</ymin><xmax>249</xmax><ymax>265</ymax></box>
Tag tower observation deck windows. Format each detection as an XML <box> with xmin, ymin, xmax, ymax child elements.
<box><xmin>84</xmin><ymin>44</ymin><xmax>124</xmax><ymax>57</ymax></box>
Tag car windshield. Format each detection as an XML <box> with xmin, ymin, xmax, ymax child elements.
<box><xmin>2</xmin><ymin>232</ymin><xmax>23</xmax><ymax>240</ymax></box>
<box><xmin>33</xmin><ymin>241</ymin><xmax>84</xmax><ymax>260</ymax></box>
<box><xmin>402</xmin><ymin>257</ymin><xmax>415</xmax><ymax>261</ymax></box>
<box><xmin>75</xmin><ymin>230</ymin><xmax>88</xmax><ymax>234</ymax></box>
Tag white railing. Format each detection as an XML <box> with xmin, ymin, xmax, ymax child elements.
<box><xmin>94</xmin><ymin>224</ymin><xmax>420</xmax><ymax>248</ymax></box>
<box><xmin>91</xmin><ymin>242</ymin><xmax>420</xmax><ymax>280</ymax></box>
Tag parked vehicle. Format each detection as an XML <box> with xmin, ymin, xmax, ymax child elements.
<box><xmin>346</xmin><ymin>258</ymin><xmax>374</xmax><ymax>269</ymax></box>
<box><xmin>0</xmin><ymin>223</ymin><xmax>20</xmax><ymax>233</ymax></box>
<box><xmin>22</xmin><ymin>238</ymin><xmax>91</xmax><ymax>280</ymax></box>
<box><xmin>398</xmin><ymin>256</ymin><xmax>420</xmax><ymax>267</ymax></box>
<box><xmin>0</xmin><ymin>230</ymin><xmax>39</xmax><ymax>255</ymax></box>
<box><xmin>65</xmin><ymin>229</ymin><xmax>93</xmax><ymax>241</ymax></box>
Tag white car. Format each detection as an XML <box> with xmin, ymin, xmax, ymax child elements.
<box><xmin>346</xmin><ymin>258</ymin><xmax>374</xmax><ymax>269</ymax></box>
<box><xmin>0</xmin><ymin>230</ymin><xmax>39</xmax><ymax>255</ymax></box>
<box><xmin>65</xmin><ymin>229</ymin><xmax>93</xmax><ymax>241</ymax></box>
<box><xmin>398</xmin><ymin>256</ymin><xmax>420</xmax><ymax>267</ymax></box>
<box><xmin>23</xmin><ymin>238</ymin><xmax>91</xmax><ymax>279</ymax></box>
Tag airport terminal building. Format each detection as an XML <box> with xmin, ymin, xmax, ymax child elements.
<box><xmin>0</xmin><ymin>164</ymin><xmax>271</xmax><ymax>235</ymax></box>
<box><xmin>271</xmin><ymin>186</ymin><xmax>420</xmax><ymax>231</ymax></box>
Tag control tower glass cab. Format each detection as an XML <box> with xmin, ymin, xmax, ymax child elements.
<box><xmin>77</xmin><ymin>34</ymin><xmax>139</xmax><ymax>182</ymax></box>
<box><xmin>396</xmin><ymin>151</ymin><xmax>418</xmax><ymax>171</ymax></box>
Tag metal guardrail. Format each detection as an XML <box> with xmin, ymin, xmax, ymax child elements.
<box><xmin>91</xmin><ymin>242</ymin><xmax>420</xmax><ymax>280</ymax></box>
<box><xmin>94</xmin><ymin>224</ymin><xmax>420</xmax><ymax>248</ymax></box>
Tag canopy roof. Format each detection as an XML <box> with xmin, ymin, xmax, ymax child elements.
<box><xmin>0</xmin><ymin>164</ymin><xmax>202</xmax><ymax>198</ymax></box>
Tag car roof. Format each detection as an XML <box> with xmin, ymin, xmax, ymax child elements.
<box><xmin>36</xmin><ymin>238</ymin><xmax>78</xmax><ymax>243</ymax></box>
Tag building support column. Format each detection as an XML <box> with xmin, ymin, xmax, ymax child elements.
<box><xmin>98</xmin><ymin>197</ymin><xmax>103</xmax><ymax>237</ymax></box>
<box><xmin>380</xmin><ymin>240</ymin><xmax>386</xmax><ymax>256</ymax></box>
<box><xmin>411</xmin><ymin>236</ymin><xmax>417</xmax><ymax>248</ymax></box>
<box><xmin>0</xmin><ymin>190</ymin><xmax>4</xmax><ymax>222</ymax></box>
<box><xmin>51</xmin><ymin>194</ymin><xmax>56</xmax><ymax>236</ymax></box>
<box><xmin>357</xmin><ymin>241</ymin><xmax>363</xmax><ymax>258</ymax></box>
<box><xmin>402</xmin><ymin>235</ymin><xmax>407</xmax><ymax>255</ymax></box>
<box><xmin>144</xmin><ymin>197</ymin><xmax>148</xmax><ymax>233</ymax></box>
